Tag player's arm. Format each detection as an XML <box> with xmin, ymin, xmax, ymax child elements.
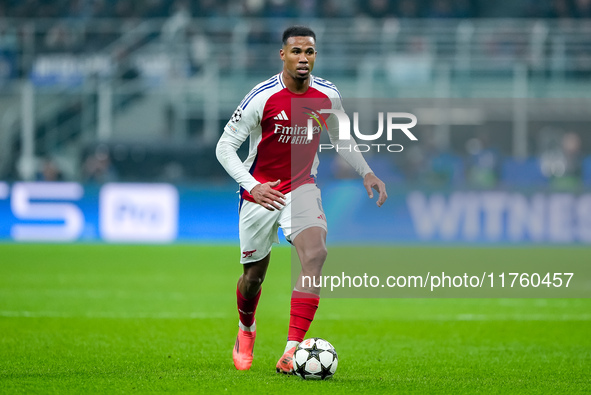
<box><xmin>362</xmin><ymin>172</ymin><xmax>387</xmax><ymax>207</ymax></box>
<box><xmin>325</xmin><ymin>99</ymin><xmax>388</xmax><ymax>207</ymax></box>
<box><xmin>215</xmin><ymin>109</ymin><xmax>260</xmax><ymax>193</ymax></box>
<box><xmin>215</xmin><ymin>108</ymin><xmax>285</xmax><ymax>211</ymax></box>
<box><xmin>250</xmin><ymin>180</ymin><xmax>285</xmax><ymax>211</ymax></box>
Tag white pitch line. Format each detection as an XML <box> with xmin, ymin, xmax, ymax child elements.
<box><xmin>322</xmin><ymin>313</ymin><xmax>591</xmax><ymax>321</ymax></box>
<box><xmin>1</xmin><ymin>311</ymin><xmax>590</xmax><ymax>321</ymax></box>
<box><xmin>0</xmin><ymin>311</ymin><xmax>228</xmax><ymax>319</ymax></box>
<box><xmin>453</xmin><ymin>313</ymin><xmax>591</xmax><ymax>321</ymax></box>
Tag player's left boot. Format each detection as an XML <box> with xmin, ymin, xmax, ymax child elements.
<box><xmin>233</xmin><ymin>324</ymin><xmax>256</xmax><ymax>370</ymax></box>
<box><xmin>275</xmin><ymin>346</ymin><xmax>296</xmax><ymax>374</ymax></box>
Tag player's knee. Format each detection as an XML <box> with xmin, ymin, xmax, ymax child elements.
<box><xmin>244</xmin><ymin>272</ymin><xmax>265</xmax><ymax>288</ymax></box>
<box><xmin>301</xmin><ymin>244</ymin><xmax>327</xmax><ymax>267</ymax></box>
<box><xmin>316</xmin><ymin>246</ymin><xmax>328</xmax><ymax>263</ymax></box>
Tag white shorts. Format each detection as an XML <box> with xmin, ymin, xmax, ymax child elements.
<box><xmin>239</xmin><ymin>183</ymin><xmax>327</xmax><ymax>264</ymax></box>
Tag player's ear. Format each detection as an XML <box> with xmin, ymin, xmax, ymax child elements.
<box><xmin>279</xmin><ymin>48</ymin><xmax>285</xmax><ymax>61</ymax></box>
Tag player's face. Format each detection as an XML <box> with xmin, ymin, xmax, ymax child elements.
<box><xmin>280</xmin><ymin>36</ymin><xmax>316</xmax><ymax>81</ymax></box>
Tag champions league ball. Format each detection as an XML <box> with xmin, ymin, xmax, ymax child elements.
<box><xmin>293</xmin><ymin>338</ymin><xmax>338</xmax><ymax>380</ymax></box>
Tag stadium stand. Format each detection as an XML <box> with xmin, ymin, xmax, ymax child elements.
<box><xmin>0</xmin><ymin>0</ymin><xmax>590</xmax><ymax>188</ymax></box>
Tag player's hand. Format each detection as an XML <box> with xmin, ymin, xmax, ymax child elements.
<box><xmin>363</xmin><ymin>172</ymin><xmax>388</xmax><ymax>207</ymax></box>
<box><xmin>251</xmin><ymin>180</ymin><xmax>286</xmax><ymax>211</ymax></box>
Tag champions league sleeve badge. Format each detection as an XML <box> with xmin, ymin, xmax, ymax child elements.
<box><xmin>230</xmin><ymin>108</ymin><xmax>243</xmax><ymax>123</ymax></box>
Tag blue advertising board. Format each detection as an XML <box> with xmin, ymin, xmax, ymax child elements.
<box><xmin>0</xmin><ymin>181</ymin><xmax>590</xmax><ymax>244</ymax></box>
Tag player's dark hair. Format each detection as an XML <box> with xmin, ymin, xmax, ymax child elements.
<box><xmin>282</xmin><ymin>25</ymin><xmax>316</xmax><ymax>45</ymax></box>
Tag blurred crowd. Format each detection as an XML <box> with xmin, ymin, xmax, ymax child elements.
<box><xmin>325</xmin><ymin>128</ymin><xmax>591</xmax><ymax>190</ymax></box>
<box><xmin>1</xmin><ymin>0</ymin><xmax>591</xmax><ymax>20</ymax></box>
<box><xmin>2</xmin><ymin>0</ymin><xmax>590</xmax><ymax>189</ymax></box>
<box><xmin>408</xmin><ymin>129</ymin><xmax>589</xmax><ymax>190</ymax></box>
<box><xmin>64</xmin><ymin>128</ymin><xmax>590</xmax><ymax>190</ymax></box>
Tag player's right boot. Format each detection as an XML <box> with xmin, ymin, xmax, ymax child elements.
<box><xmin>275</xmin><ymin>346</ymin><xmax>296</xmax><ymax>374</ymax></box>
<box><xmin>233</xmin><ymin>324</ymin><xmax>256</xmax><ymax>370</ymax></box>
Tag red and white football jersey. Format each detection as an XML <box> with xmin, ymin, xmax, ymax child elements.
<box><xmin>217</xmin><ymin>72</ymin><xmax>371</xmax><ymax>203</ymax></box>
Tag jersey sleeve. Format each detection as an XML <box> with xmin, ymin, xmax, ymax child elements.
<box><xmin>215</xmin><ymin>95</ymin><xmax>262</xmax><ymax>194</ymax></box>
<box><xmin>325</xmin><ymin>92</ymin><xmax>374</xmax><ymax>178</ymax></box>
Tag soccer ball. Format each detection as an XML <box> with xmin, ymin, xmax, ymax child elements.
<box><xmin>293</xmin><ymin>338</ymin><xmax>338</xmax><ymax>380</ymax></box>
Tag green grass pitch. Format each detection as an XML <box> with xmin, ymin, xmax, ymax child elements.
<box><xmin>0</xmin><ymin>244</ymin><xmax>590</xmax><ymax>393</ymax></box>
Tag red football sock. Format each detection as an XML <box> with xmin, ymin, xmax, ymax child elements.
<box><xmin>236</xmin><ymin>287</ymin><xmax>261</xmax><ymax>328</ymax></box>
<box><xmin>288</xmin><ymin>290</ymin><xmax>320</xmax><ymax>342</ymax></box>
